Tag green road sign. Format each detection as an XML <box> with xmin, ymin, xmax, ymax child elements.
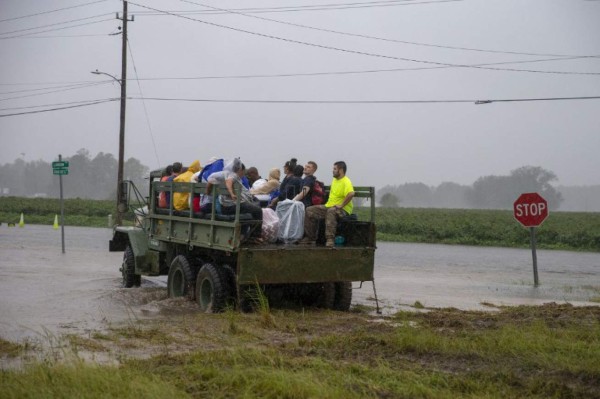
<box><xmin>52</xmin><ymin>161</ymin><xmax>69</xmax><ymax>168</ymax></box>
<box><xmin>53</xmin><ymin>168</ymin><xmax>69</xmax><ymax>175</ymax></box>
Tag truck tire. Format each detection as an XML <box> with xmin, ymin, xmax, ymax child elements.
<box><xmin>318</xmin><ymin>283</ymin><xmax>336</xmax><ymax>309</ymax></box>
<box><xmin>121</xmin><ymin>246</ymin><xmax>141</xmax><ymax>288</ymax></box>
<box><xmin>333</xmin><ymin>282</ymin><xmax>352</xmax><ymax>311</ymax></box>
<box><xmin>195</xmin><ymin>263</ymin><xmax>229</xmax><ymax>313</ymax></box>
<box><xmin>167</xmin><ymin>255</ymin><xmax>196</xmax><ymax>300</ymax></box>
<box><xmin>297</xmin><ymin>283</ymin><xmax>335</xmax><ymax>309</ymax></box>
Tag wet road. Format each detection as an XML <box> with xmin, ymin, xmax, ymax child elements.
<box><xmin>0</xmin><ymin>225</ymin><xmax>598</xmax><ymax>341</ymax></box>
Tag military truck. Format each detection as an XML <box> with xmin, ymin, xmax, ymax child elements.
<box><xmin>109</xmin><ymin>168</ymin><xmax>378</xmax><ymax>312</ymax></box>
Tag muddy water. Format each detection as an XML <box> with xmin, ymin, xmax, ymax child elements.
<box><xmin>1</xmin><ymin>225</ymin><xmax>130</xmax><ymax>341</ymax></box>
<box><xmin>354</xmin><ymin>242</ymin><xmax>600</xmax><ymax>312</ymax></box>
<box><xmin>1</xmin><ymin>225</ymin><xmax>598</xmax><ymax>342</ymax></box>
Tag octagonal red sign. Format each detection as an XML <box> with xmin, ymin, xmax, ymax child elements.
<box><xmin>513</xmin><ymin>192</ymin><xmax>549</xmax><ymax>227</ymax></box>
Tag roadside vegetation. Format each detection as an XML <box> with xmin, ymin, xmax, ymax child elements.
<box><xmin>1</xmin><ymin>303</ymin><xmax>599</xmax><ymax>398</ymax></box>
<box><xmin>0</xmin><ymin>197</ymin><xmax>117</xmax><ymax>227</ymax></box>
<box><xmin>2</xmin><ymin>197</ymin><xmax>599</xmax><ymax>251</ymax></box>
<box><xmin>362</xmin><ymin>207</ymin><xmax>600</xmax><ymax>251</ymax></box>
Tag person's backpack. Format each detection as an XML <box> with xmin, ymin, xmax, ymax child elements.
<box><xmin>311</xmin><ymin>179</ymin><xmax>326</xmax><ymax>205</ymax></box>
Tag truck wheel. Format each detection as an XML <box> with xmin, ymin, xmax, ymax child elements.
<box><xmin>195</xmin><ymin>263</ymin><xmax>229</xmax><ymax>313</ymax></box>
<box><xmin>317</xmin><ymin>283</ymin><xmax>336</xmax><ymax>309</ymax></box>
<box><xmin>167</xmin><ymin>255</ymin><xmax>196</xmax><ymax>300</ymax></box>
<box><xmin>297</xmin><ymin>283</ymin><xmax>334</xmax><ymax>309</ymax></box>
<box><xmin>333</xmin><ymin>282</ymin><xmax>353</xmax><ymax>311</ymax></box>
<box><xmin>121</xmin><ymin>246</ymin><xmax>141</xmax><ymax>288</ymax></box>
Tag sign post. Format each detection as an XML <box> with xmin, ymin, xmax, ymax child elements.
<box><xmin>52</xmin><ymin>156</ymin><xmax>69</xmax><ymax>254</ymax></box>
<box><xmin>513</xmin><ymin>192</ymin><xmax>549</xmax><ymax>286</ymax></box>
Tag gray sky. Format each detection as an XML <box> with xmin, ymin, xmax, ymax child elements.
<box><xmin>1</xmin><ymin>0</ymin><xmax>599</xmax><ymax>190</ymax></box>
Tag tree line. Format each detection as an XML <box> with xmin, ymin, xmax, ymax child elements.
<box><xmin>0</xmin><ymin>149</ymin><xmax>149</xmax><ymax>200</ymax></box>
<box><xmin>1</xmin><ymin>157</ymin><xmax>598</xmax><ymax>212</ymax></box>
<box><xmin>378</xmin><ymin>166</ymin><xmax>567</xmax><ymax>211</ymax></box>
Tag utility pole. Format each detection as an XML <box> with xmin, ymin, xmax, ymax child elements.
<box><xmin>115</xmin><ymin>1</ymin><xmax>133</xmax><ymax>226</ymax></box>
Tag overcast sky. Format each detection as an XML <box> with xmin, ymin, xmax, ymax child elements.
<box><xmin>1</xmin><ymin>0</ymin><xmax>599</xmax><ymax>190</ymax></box>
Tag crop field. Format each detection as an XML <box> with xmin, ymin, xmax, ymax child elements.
<box><xmin>2</xmin><ymin>197</ymin><xmax>599</xmax><ymax>251</ymax></box>
<box><xmin>357</xmin><ymin>207</ymin><xmax>600</xmax><ymax>251</ymax></box>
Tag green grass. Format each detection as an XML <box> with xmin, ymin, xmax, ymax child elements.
<box><xmin>0</xmin><ymin>197</ymin><xmax>130</xmax><ymax>227</ymax></box>
<box><xmin>2</xmin><ymin>305</ymin><xmax>599</xmax><ymax>398</ymax></box>
<box><xmin>0</xmin><ymin>362</ymin><xmax>184</xmax><ymax>399</ymax></box>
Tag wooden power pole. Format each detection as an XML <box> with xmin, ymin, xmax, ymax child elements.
<box><xmin>116</xmin><ymin>1</ymin><xmax>133</xmax><ymax>225</ymax></box>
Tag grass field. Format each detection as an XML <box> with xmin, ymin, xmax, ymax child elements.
<box><xmin>1</xmin><ymin>304</ymin><xmax>599</xmax><ymax>398</ymax></box>
<box><xmin>1</xmin><ymin>197</ymin><xmax>599</xmax><ymax>251</ymax></box>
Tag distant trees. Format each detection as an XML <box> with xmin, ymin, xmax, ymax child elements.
<box><xmin>379</xmin><ymin>182</ymin><xmax>471</xmax><ymax>208</ymax></box>
<box><xmin>433</xmin><ymin>182</ymin><xmax>469</xmax><ymax>208</ymax></box>
<box><xmin>557</xmin><ymin>185</ymin><xmax>600</xmax><ymax>212</ymax></box>
<box><xmin>0</xmin><ymin>149</ymin><xmax>149</xmax><ymax>200</ymax></box>
<box><xmin>467</xmin><ymin>166</ymin><xmax>563</xmax><ymax>210</ymax></box>
<box><xmin>379</xmin><ymin>192</ymin><xmax>400</xmax><ymax>208</ymax></box>
<box><xmin>0</xmin><ymin>159</ymin><xmax>580</xmax><ymax>211</ymax></box>
<box><xmin>377</xmin><ymin>166</ymin><xmax>564</xmax><ymax>210</ymax></box>
<box><xmin>0</xmin><ymin>158</ymin><xmax>50</xmax><ymax>197</ymax></box>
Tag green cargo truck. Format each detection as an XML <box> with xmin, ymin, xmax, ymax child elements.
<box><xmin>109</xmin><ymin>169</ymin><xmax>377</xmax><ymax>312</ymax></box>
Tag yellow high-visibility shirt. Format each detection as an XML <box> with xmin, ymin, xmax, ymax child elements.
<box><xmin>325</xmin><ymin>176</ymin><xmax>354</xmax><ymax>215</ymax></box>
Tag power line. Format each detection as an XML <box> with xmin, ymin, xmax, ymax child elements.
<box><xmin>0</xmin><ymin>18</ymin><xmax>115</xmax><ymax>40</ymax></box>
<box><xmin>123</xmin><ymin>54</ymin><xmax>600</xmax><ymax>81</ymax></box>
<box><xmin>127</xmin><ymin>2</ymin><xmax>600</xmax><ymax>76</ymax></box>
<box><xmin>2</xmin><ymin>95</ymin><xmax>597</xmax><ymax>115</ymax></box>
<box><xmin>1</xmin><ymin>93</ymin><xmax>597</xmax><ymax>118</ymax></box>
<box><xmin>0</xmin><ymin>81</ymin><xmax>111</xmax><ymax>101</ymax></box>
<box><xmin>0</xmin><ymin>80</ymin><xmax>104</xmax><ymax>87</ymax></box>
<box><xmin>0</xmin><ymin>98</ymin><xmax>119</xmax><ymax>112</ymax></box>
<box><xmin>0</xmin><ymin>0</ymin><xmax>108</xmax><ymax>23</ymax></box>
<box><xmin>0</xmin><ymin>13</ymin><xmax>113</xmax><ymax>36</ymax></box>
<box><xmin>9</xmin><ymin>33</ymin><xmax>111</xmax><ymax>39</ymax></box>
<box><xmin>135</xmin><ymin>0</ymin><xmax>462</xmax><ymax>16</ymax></box>
<box><xmin>0</xmin><ymin>81</ymin><xmax>109</xmax><ymax>95</ymax></box>
<box><xmin>1</xmin><ymin>53</ymin><xmax>597</xmax><ymax>92</ymax></box>
<box><xmin>1</xmin><ymin>55</ymin><xmax>597</xmax><ymax>90</ymax></box>
<box><xmin>0</xmin><ymin>98</ymin><xmax>119</xmax><ymax>118</ymax></box>
<box><xmin>128</xmin><ymin>95</ymin><xmax>600</xmax><ymax>104</ymax></box>
<box><xmin>178</xmin><ymin>0</ymin><xmax>593</xmax><ymax>58</ymax></box>
<box><xmin>5</xmin><ymin>51</ymin><xmax>594</xmax><ymax>89</ymax></box>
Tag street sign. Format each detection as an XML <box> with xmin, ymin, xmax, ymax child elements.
<box><xmin>513</xmin><ymin>192</ymin><xmax>549</xmax><ymax>287</ymax></box>
<box><xmin>53</xmin><ymin>168</ymin><xmax>69</xmax><ymax>175</ymax></box>
<box><xmin>52</xmin><ymin>161</ymin><xmax>69</xmax><ymax>168</ymax></box>
<box><xmin>513</xmin><ymin>192</ymin><xmax>548</xmax><ymax>227</ymax></box>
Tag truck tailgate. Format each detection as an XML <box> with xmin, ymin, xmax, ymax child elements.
<box><xmin>236</xmin><ymin>246</ymin><xmax>375</xmax><ymax>284</ymax></box>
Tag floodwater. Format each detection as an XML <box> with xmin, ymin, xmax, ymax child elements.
<box><xmin>0</xmin><ymin>225</ymin><xmax>599</xmax><ymax>342</ymax></box>
<box><xmin>359</xmin><ymin>242</ymin><xmax>600</xmax><ymax>312</ymax></box>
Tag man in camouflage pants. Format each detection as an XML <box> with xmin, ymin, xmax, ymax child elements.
<box><xmin>300</xmin><ymin>161</ymin><xmax>355</xmax><ymax>248</ymax></box>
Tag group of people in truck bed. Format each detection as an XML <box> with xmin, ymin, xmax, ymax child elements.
<box><xmin>158</xmin><ymin>157</ymin><xmax>355</xmax><ymax>247</ymax></box>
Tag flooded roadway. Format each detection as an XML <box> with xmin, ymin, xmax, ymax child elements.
<box><xmin>0</xmin><ymin>225</ymin><xmax>598</xmax><ymax>341</ymax></box>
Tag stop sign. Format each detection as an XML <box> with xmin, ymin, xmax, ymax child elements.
<box><xmin>513</xmin><ymin>193</ymin><xmax>549</xmax><ymax>227</ymax></box>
